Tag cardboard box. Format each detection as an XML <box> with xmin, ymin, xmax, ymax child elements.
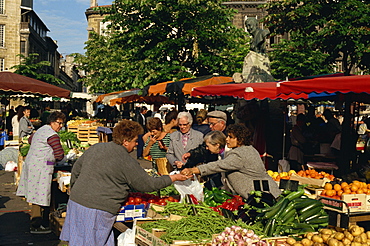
<box><xmin>318</xmin><ymin>194</ymin><xmax>366</xmax><ymax>212</ymax></box>
<box><xmin>116</xmin><ymin>204</ymin><xmax>149</xmax><ymax>222</ymax></box>
<box><xmin>290</xmin><ymin>173</ymin><xmax>330</xmax><ymax>187</ymax></box>
<box><xmin>134</xmin><ymin>219</ymin><xmax>211</xmax><ymax>246</ymax></box>
<box><xmin>366</xmin><ymin>195</ymin><xmax>370</xmax><ymax>211</ymax></box>
<box><xmin>135</xmin><ymin>225</ymin><xmax>168</xmax><ymax>246</ymax></box>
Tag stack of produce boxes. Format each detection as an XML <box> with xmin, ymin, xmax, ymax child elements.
<box><xmin>317</xmin><ymin>181</ymin><xmax>370</xmax><ymax>212</ymax></box>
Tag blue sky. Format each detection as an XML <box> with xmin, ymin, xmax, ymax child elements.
<box><xmin>33</xmin><ymin>0</ymin><xmax>113</xmax><ymax>57</ymax></box>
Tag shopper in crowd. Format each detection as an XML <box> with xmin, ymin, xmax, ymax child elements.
<box><xmin>11</xmin><ymin>106</ymin><xmax>23</xmax><ymax>140</ymax></box>
<box><xmin>16</xmin><ymin>111</ymin><xmax>66</xmax><ymax>234</ymax></box>
<box><xmin>181</xmin><ymin>110</ymin><xmax>228</xmax><ymax>188</ymax></box>
<box><xmin>134</xmin><ymin>106</ymin><xmax>148</xmax><ymax>159</ymax></box>
<box><xmin>19</xmin><ymin>106</ymin><xmax>35</xmax><ymax>139</ymax></box>
<box><xmin>60</xmin><ymin>120</ymin><xmax>189</xmax><ymax>246</ymax></box>
<box><xmin>143</xmin><ymin>117</ymin><xmax>171</xmax><ymax>173</ymax></box>
<box><xmin>181</xmin><ymin>124</ymin><xmax>281</xmax><ymax>199</ymax></box>
<box><xmin>287</xmin><ymin>113</ymin><xmax>307</xmax><ymax>171</ymax></box>
<box><xmin>322</xmin><ymin>109</ymin><xmax>342</xmax><ymax>144</ymax></box>
<box><xmin>5</xmin><ymin>106</ymin><xmax>16</xmax><ymax>138</ymax></box>
<box><xmin>166</xmin><ymin>112</ymin><xmax>203</xmax><ymax>169</ymax></box>
<box><xmin>192</xmin><ymin>109</ymin><xmax>211</xmax><ymax>135</ymax></box>
<box><xmin>182</xmin><ymin>111</ymin><xmax>227</xmax><ymax>167</ymax></box>
<box><xmin>163</xmin><ymin>109</ymin><xmax>178</xmax><ymax>133</ymax></box>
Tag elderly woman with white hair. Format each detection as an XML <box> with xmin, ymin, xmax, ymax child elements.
<box><xmin>166</xmin><ymin>111</ymin><xmax>204</xmax><ymax>169</ymax></box>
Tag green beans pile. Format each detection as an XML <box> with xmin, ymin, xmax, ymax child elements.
<box><xmin>141</xmin><ymin>202</ymin><xmax>264</xmax><ymax>244</ymax></box>
<box><xmin>152</xmin><ymin>201</ymin><xmax>221</xmax><ymax>217</ymax></box>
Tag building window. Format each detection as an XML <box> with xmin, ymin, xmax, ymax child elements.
<box><xmin>0</xmin><ymin>0</ymin><xmax>4</xmax><ymax>15</ymax></box>
<box><xmin>0</xmin><ymin>25</ymin><xmax>4</xmax><ymax>47</ymax></box>
<box><xmin>20</xmin><ymin>41</ymin><xmax>26</xmax><ymax>54</ymax></box>
<box><xmin>0</xmin><ymin>58</ymin><xmax>4</xmax><ymax>71</ymax></box>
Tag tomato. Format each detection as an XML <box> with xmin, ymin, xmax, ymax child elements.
<box><xmin>134</xmin><ymin>197</ymin><xmax>142</xmax><ymax>204</ymax></box>
<box><xmin>147</xmin><ymin>199</ymin><xmax>155</xmax><ymax>204</ymax></box>
<box><xmin>159</xmin><ymin>201</ymin><xmax>167</xmax><ymax>206</ymax></box>
<box><xmin>173</xmin><ymin>198</ymin><xmax>179</xmax><ymax>203</ymax></box>
<box><xmin>167</xmin><ymin>196</ymin><xmax>174</xmax><ymax>202</ymax></box>
<box><xmin>128</xmin><ymin>197</ymin><xmax>135</xmax><ymax>203</ymax></box>
<box><xmin>158</xmin><ymin>199</ymin><xmax>164</xmax><ymax>203</ymax></box>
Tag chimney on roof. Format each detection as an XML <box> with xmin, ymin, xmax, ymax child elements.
<box><xmin>90</xmin><ymin>0</ymin><xmax>97</xmax><ymax>7</ymax></box>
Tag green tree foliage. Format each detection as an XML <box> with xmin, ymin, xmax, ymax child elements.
<box><xmin>264</xmin><ymin>0</ymin><xmax>370</xmax><ymax>76</ymax></box>
<box><xmin>269</xmin><ymin>38</ymin><xmax>334</xmax><ymax>80</ymax></box>
<box><xmin>10</xmin><ymin>53</ymin><xmax>64</xmax><ymax>85</ymax></box>
<box><xmin>78</xmin><ymin>0</ymin><xmax>249</xmax><ymax>93</ymax></box>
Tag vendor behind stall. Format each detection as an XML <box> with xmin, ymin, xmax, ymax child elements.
<box><xmin>60</xmin><ymin>119</ymin><xmax>190</xmax><ymax>246</ymax></box>
<box><xmin>181</xmin><ymin>124</ymin><xmax>281</xmax><ymax>199</ymax></box>
<box><xmin>16</xmin><ymin>111</ymin><xmax>66</xmax><ymax>234</ymax></box>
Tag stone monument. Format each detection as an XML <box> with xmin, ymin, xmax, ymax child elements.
<box><xmin>240</xmin><ymin>16</ymin><xmax>274</xmax><ymax>83</ymax></box>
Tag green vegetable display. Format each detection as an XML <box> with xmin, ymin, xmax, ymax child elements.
<box><xmin>253</xmin><ymin>186</ymin><xmax>328</xmax><ymax>237</ymax></box>
<box><xmin>142</xmin><ymin>202</ymin><xmax>264</xmax><ymax>244</ymax></box>
<box><xmin>203</xmin><ymin>187</ymin><xmax>233</xmax><ymax>207</ymax></box>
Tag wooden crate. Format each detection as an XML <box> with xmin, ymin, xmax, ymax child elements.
<box><xmin>49</xmin><ymin>214</ymin><xmax>65</xmax><ymax>237</ymax></box>
<box><xmin>88</xmin><ymin>127</ymin><xmax>99</xmax><ymax>145</ymax></box>
<box><xmin>67</xmin><ymin>126</ymin><xmax>78</xmax><ymax>134</ymax></box>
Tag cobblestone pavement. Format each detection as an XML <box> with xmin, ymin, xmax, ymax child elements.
<box><xmin>0</xmin><ymin>150</ymin><xmax>151</xmax><ymax>246</ymax></box>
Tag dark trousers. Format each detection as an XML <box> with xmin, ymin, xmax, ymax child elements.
<box><xmin>137</xmin><ymin>134</ymin><xmax>144</xmax><ymax>158</ymax></box>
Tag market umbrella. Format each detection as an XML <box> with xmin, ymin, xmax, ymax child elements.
<box><xmin>95</xmin><ymin>90</ymin><xmax>133</xmax><ymax>104</ymax></box>
<box><xmin>109</xmin><ymin>94</ymin><xmax>174</xmax><ymax>106</ymax></box>
<box><xmin>0</xmin><ymin>71</ymin><xmax>70</xmax><ymax>98</ymax></box>
<box><xmin>144</xmin><ymin>75</ymin><xmax>233</xmax><ymax>96</ymax></box>
<box><xmin>277</xmin><ymin>75</ymin><xmax>370</xmax><ymax>96</ymax></box>
<box><xmin>191</xmin><ymin>82</ymin><xmax>309</xmax><ymax>100</ymax></box>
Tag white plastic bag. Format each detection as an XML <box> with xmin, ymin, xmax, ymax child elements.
<box><xmin>117</xmin><ymin>229</ymin><xmax>136</xmax><ymax>246</ymax></box>
<box><xmin>171</xmin><ymin>171</ymin><xmax>204</xmax><ymax>202</ymax></box>
<box><xmin>4</xmin><ymin>161</ymin><xmax>17</xmax><ymax>172</ymax></box>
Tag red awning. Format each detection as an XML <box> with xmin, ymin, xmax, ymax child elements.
<box><xmin>277</xmin><ymin>75</ymin><xmax>370</xmax><ymax>95</ymax></box>
<box><xmin>191</xmin><ymin>82</ymin><xmax>308</xmax><ymax>100</ymax></box>
<box><xmin>0</xmin><ymin>71</ymin><xmax>70</xmax><ymax>98</ymax></box>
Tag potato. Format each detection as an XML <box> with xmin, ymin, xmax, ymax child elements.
<box><xmin>287</xmin><ymin>237</ymin><xmax>297</xmax><ymax>245</ymax></box>
<box><xmin>366</xmin><ymin>232</ymin><xmax>370</xmax><ymax>240</ymax></box>
<box><xmin>360</xmin><ymin>233</ymin><xmax>367</xmax><ymax>243</ymax></box>
<box><xmin>350</xmin><ymin>242</ymin><xmax>362</xmax><ymax>246</ymax></box>
<box><xmin>321</xmin><ymin>229</ymin><xmax>334</xmax><ymax>235</ymax></box>
<box><xmin>305</xmin><ymin>232</ymin><xmax>315</xmax><ymax>241</ymax></box>
<box><xmin>312</xmin><ymin>235</ymin><xmax>324</xmax><ymax>244</ymax></box>
<box><xmin>342</xmin><ymin>238</ymin><xmax>352</xmax><ymax>245</ymax></box>
<box><xmin>293</xmin><ymin>243</ymin><xmax>303</xmax><ymax>246</ymax></box>
<box><xmin>322</xmin><ymin>234</ymin><xmax>332</xmax><ymax>243</ymax></box>
<box><xmin>335</xmin><ymin>232</ymin><xmax>345</xmax><ymax>241</ymax></box>
<box><xmin>302</xmin><ymin>238</ymin><xmax>313</xmax><ymax>246</ymax></box>
<box><xmin>328</xmin><ymin>238</ymin><xmax>340</xmax><ymax>246</ymax></box>
<box><xmin>345</xmin><ymin>231</ymin><xmax>354</xmax><ymax>241</ymax></box>
<box><xmin>351</xmin><ymin>226</ymin><xmax>363</xmax><ymax>237</ymax></box>
<box><xmin>354</xmin><ymin>236</ymin><xmax>362</xmax><ymax>243</ymax></box>
<box><xmin>338</xmin><ymin>241</ymin><xmax>345</xmax><ymax>246</ymax></box>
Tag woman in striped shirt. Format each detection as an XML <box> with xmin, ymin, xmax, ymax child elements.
<box><xmin>143</xmin><ymin>117</ymin><xmax>171</xmax><ymax>174</ymax></box>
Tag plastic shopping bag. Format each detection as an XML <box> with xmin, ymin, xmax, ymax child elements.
<box><xmin>171</xmin><ymin>171</ymin><xmax>204</xmax><ymax>202</ymax></box>
<box><xmin>117</xmin><ymin>229</ymin><xmax>135</xmax><ymax>246</ymax></box>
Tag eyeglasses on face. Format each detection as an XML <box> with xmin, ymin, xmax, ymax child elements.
<box><xmin>209</xmin><ymin>121</ymin><xmax>219</xmax><ymax>126</ymax></box>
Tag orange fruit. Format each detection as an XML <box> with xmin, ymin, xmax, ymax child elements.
<box><xmin>324</xmin><ymin>183</ymin><xmax>333</xmax><ymax>190</ymax></box>
<box><xmin>326</xmin><ymin>190</ymin><xmax>336</xmax><ymax>197</ymax></box>
<box><xmin>333</xmin><ymin>195</ymin><xmax>341</xmax><ymax>200</ymax></box>
<box><xmin>351</xmin><ymin>185</ymin><xmax>359</xmax><ymax>192</ymax></box>
<box><xmin>341</xmin><ymin>182</ymin><xmax>349</xmax><ymax>189</ymax></box>
<box><xmin>357</xmin><ymin>189</ymin><xmax>364</xmax><ymax>194</ymax></box>
<box><xmin>343</xmin><ymin>188</ymin><xmax>351</xmax><ymax>194</ymax></box>
<box><xmin>363</xmin><ymin>188</ymin><xmax>368</xmax><ymax>193</ymax></box>
<box><xmin>320</xmin><ymin>190</ymin><xmax>327</xmax><ymax>196</ymax></box>
<box><xmin>334</xmin><ymin>184</ymin><xmax>342</xmax><ymax>191</ymax></box>
<box><xmin>337</xmin><ymin>190</ymin><xmax>343</xmax><ymax>197</ymax></box>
